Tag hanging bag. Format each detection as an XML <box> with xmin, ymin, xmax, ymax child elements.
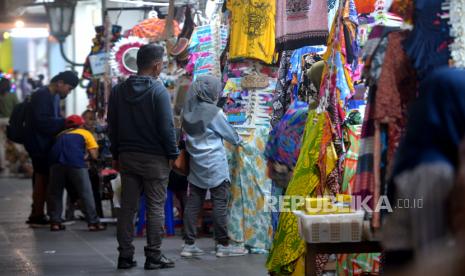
<box><xmin>172</xmin><ymin>128</ymin><xmax>189</xmax><ymax>176</ymax></box>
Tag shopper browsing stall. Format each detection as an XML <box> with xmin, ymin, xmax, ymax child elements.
<box><xmin>180</xmin><ymin>76</ymin><xmax>246</xmax><ymax>258</ymax></box>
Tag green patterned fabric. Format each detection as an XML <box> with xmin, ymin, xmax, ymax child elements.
<box><xmin>267</xmin><ymin>111</ymin><xmax>336</xmax><ymax>274</ymax></box>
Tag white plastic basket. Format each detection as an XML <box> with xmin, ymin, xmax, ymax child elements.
<box><xmin>294</xmin><ymin>210</ymin><xmax>365</xmax><ymax>243</ymax></box>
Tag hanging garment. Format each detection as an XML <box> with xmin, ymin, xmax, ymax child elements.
<box><xmin>403</xmin><ymin>0</ymin><xmax>451</xmax><ymax>79</ymax></box>
<box><xmin>354</xmin><ymin>31</ymin><xmax>418</xmax><ymax>229</ymax></box>
<box><xmin>267</xmin><ymin>110</ymin><xmax>337</xmax><ymax>275</ymax></box>
<box><xmin>226</xmin><ymin>127</ymin><xmax>273</xmax><ymax>252</ymax></box>
<box><xmin>265</xmin><ymin>100</ymin><xmax>308</xmax><ymax>169</ymax></box>
<box><xmin>275</xmin><ymin>0</ymin><xmax>329</xmax><ymax>51</ymax></box>
<box><xmin>227</xmin><ymin>0</ymin><xmax>276</xmax><ymax>64</ymax></box>
<box><xmin>341</xmin><ymin>124</ymin><xmax>361</xmax><ymax>194</ymax></box>
<box><xmin>375</xmin><ymin>31</ymin><xmax>417</xmax><ymax>169</ymax></box>
<box><xmin>187</xmin><ymin>24</ymin><xmax>229</xmax><ymax>79</ymax></box>
<box><xmin>271</xmin><ymin>51</ymin><xmax>294</xmax><ymax>126</ymax></box>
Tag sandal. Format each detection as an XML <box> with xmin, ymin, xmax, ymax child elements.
<box><xmin>50</xmin><ymin>223</ymin><xmax>66</xmax><ymax>231</ymax></box>
<box><xmin>88</xmin><ymin>223</ymin><xmax>106</xmax><ymax>232</ymax></box>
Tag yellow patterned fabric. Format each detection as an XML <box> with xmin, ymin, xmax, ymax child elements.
<box><xmin>266</xmin><ymin>111</ymin><xmax>337</xmax><ymax>274</ymax></box>
<box><xmin>226</xmin><ymin>0</ymin><xmax>276</xmax><ymax>64</ymax></box>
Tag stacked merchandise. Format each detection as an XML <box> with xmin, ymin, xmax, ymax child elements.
<box><xmin>222</xmin><ymin>77</ymin><xmax>276</xmax><ymax>133</ymax></box>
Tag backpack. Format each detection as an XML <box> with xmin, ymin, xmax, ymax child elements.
<box><xmin>6</xmin><ymin>98</ymin><xmax>30</xmax><ymax>144</ymax></box>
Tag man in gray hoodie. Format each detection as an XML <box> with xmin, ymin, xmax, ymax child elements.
<box><xmin>108</xmin><ymin>44</ymin><xmax>179</xmax><ymax>270</ymax></box>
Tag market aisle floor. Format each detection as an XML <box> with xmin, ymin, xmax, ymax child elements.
<box><xmin>0</xmin><ymin>178</ymin><xmax>268</xmax><ymax>276</ymax></box>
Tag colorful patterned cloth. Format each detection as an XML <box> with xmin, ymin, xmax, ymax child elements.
<box><xmin>265</xmin><ymin>100</ymin><xmax>308</xmax><ymax>168</ymax></box>
<box><xmin>267</xmin><ymin>111</ymin><xmax>336</xmax><ymax>275</ymax></box>
<box><xmin>271</xmin><ymin>51</ymin><xmax>294</xmax><ymax>127</ymax></box>
<box><xmin>226</xmin><ymin>127</ymin><xmax>273</xmax><ymax>252</ymax></box>
<box><xmin>129</xmin><ymin>18</ymin><xmax>180</xmax><ymax>39</ymax></box>
<box><xmin>187</xmin><ymin>24</ymin><xmax>229</xmax><ymax>79</ymax></box>
<box><xmin>337</xmin><ymin>253</ymin><xmax>381</xmax><ymax>276</ymax></box>
<box><xmin>341</xmin><ymin>124</ymin><xmax>361</xmax><ymax>194</ymax></box>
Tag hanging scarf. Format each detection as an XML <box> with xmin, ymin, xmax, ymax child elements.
<box><xmin>275</xmin><ymin>0</ymin><xmax>329</xmax><ymax>51</ymax></box>
<box><xmin>181</xmin><ymin>75</ymin><xmax>222</xmax><ymax>136</ymax></box>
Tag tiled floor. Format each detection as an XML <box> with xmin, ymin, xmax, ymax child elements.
<box><xmin>0</xmin><ymin>178</ymin><xmax>268</xmax><ymax>275</ymax></box>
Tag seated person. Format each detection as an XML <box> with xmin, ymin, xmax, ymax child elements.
<box><xmin>48</xmin><ymin>115</ymin><xmax>105</xmax><ymax>231</ymax></box>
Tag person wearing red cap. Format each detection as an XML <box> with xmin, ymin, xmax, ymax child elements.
<box><xmin>47</xmin><ymin>115</ymin><xmax>105</xmax><ymax>231</ymax></box>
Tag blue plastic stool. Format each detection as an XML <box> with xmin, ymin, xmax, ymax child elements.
<box><xmin>135</xmin><ymin>190</ymin><xmax>179</xmax><ymax>237</ymax></box>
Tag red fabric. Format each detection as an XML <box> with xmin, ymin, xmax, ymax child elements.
<box><xmin>354</xmin><ymin>0</ymin><xmax>376</xmax><ymax>14</ymax></box>
<box><xmin>65</xmin><ymin>115</ymin><xmax>85</xmax><ymax>128</ymax></box>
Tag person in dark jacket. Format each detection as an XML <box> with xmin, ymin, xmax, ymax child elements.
<box><xmin>108</xmin><ymin>43</ymin><xmax>179</xmax><ymax>270</ymax></box>
<box><xmin>24</xmin><ymin>71</ymin><xmax>79</xmax><ymax>226</ymax></box>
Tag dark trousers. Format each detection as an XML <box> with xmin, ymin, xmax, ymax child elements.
<box><xmin>48</xmin><ymin>164</ymin><xmax>100</xmax><ymax>224</ymax></box>
<box><xmin>183</xmin><ymin>181</ymin><xmax>230</xmax><ymax>246</ymax></box>
<box><xmin>29</xmin><ymin>157</ymin><xmax>50</xmax><ymax>219</ymax></box>
<box><xmin>117</xmin><ymin>152</ymin><xmax>170</xmax><ymax>259</ymax></box>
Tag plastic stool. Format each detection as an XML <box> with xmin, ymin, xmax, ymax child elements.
<box><xmin>135</xmin><ymin>190</ymin><xmax>179</xmax><ymax>237</ymax></box>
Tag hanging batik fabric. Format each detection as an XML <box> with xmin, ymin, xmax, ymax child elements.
<box><xmin>227</xmin><ymin>0</ymin><xmax>276</xmax><ymax>64</ymax></box>
<box><xmin>276</xmin><ymin>0</ymin><xmax>329</xmax><ymax>51</ymax></box>
<box><xmin>226</xmin><ymin>127</ymin><xmax>273</xmax><ymax>253</ymax></box>
<box><xmin>187</xmin><ymin>24</ymin><xmax>229</xmax><ymax>79</ymax></box>
<box><xmin>271</xmin><ymin>51</ymin><xmax>294</xmax><ymax>126</ymax></box>
<box><xmin>266</xmin><ymin>100</ymin><xmax>309</xmax><ymax>169</ymax></box>
<box><xmin>267</xmin><ymin>111</ymin><xmax>336</xmax><ymax>275</ymax></box>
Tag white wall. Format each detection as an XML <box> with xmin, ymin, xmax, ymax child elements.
<box><xmin>108</xmin><ymin>10</ymin><xmax>146</xmax><ymax>32</ymax></box>
<box><xmin>64</xmin><ymin>0</ymin><xmax>102</xmax><ymax>116</ymax></box>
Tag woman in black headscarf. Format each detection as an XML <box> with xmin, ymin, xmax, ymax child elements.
<box><xmin>180</xmin><ymin>75</ymin><xmax>245</xmax><ymax>258</ymax></box>
<box><xmin>382</xmin><ymin>68</ymin><xmax>465</xmax><ymax>269</ymax></box>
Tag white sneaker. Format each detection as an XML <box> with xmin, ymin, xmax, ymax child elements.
<box><xmin>181</xmin><ymin>243</ymin><xmax>205</xmax><ymax>257</ymax></box>
<box><xmin>216</xmin><ymin>244</ymin><xmax>248</xmax><ymax>257</ymax></box>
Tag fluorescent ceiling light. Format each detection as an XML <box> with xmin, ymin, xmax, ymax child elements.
<box><xmin>109</xmin><ymin>0</ymin><xmax>169</xmax><ymax>6</ymax></box>
<box><xmin>10</xmin><ymin>28</ymin><xmax>50</xmax><ymax>38</ymax></box>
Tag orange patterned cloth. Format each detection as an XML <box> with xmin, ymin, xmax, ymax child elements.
<box><xmin>129</xmin><ymin>18</ymin><xmax>180</xmax><ymax>40</ymax></box>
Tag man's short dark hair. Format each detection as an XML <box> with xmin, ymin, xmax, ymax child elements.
<box><xmin>137</xmin><ymin>44</ymin><xmax>164</xmax><ymax>71</ymax></box>
<box><xmin>51</xmin><ymin>71</ymin><xmax>79</xmax><ymax>88</ymax></box>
